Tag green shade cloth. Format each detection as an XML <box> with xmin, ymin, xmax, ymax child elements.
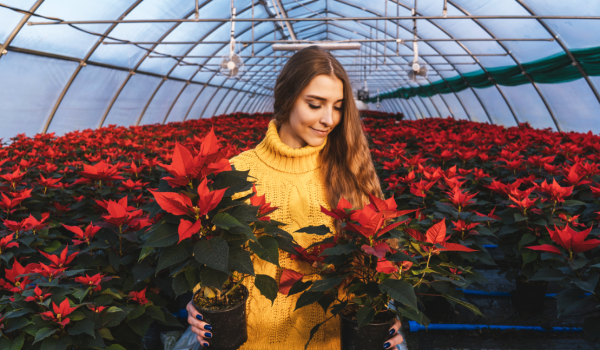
<box><xmin>368</xmin><ymin>46</ymin><xmax>600</xmax><ymax>102</ymax></box>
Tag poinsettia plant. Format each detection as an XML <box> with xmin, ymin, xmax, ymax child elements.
<box><xmin>143</xmin><ymin>129</ymin><xmax>298</xmax><ymax>307</ymax></box>
<box><xmin>280</xmin><ymin>194</ymin><xmax>484</xmax><ymax>348</ymax></box>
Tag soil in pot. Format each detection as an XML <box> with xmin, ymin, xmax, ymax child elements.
<box><xmin>340</xmin><ymin>304</ymin><xmax>396</xmax><ymax>350</ymax></box>
<box><xmin>193</xmin><ymin>283</ymin><xmax>249</xmax><ymax>350</ymax></box>
<box><xmin>513</xmin><ymin>276</ymin><xmax>549</xmax><ymax>314</ymax></box>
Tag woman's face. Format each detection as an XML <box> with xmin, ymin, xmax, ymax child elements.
<box><xmin>279</xmin><ymin>74</ymin><xmax>344</xmax><ymax>149</ymax></box>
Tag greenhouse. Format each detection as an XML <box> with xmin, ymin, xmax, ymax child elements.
<box><xmin>0</xmin><ymin>1</ymin><xmax>599</xmax><ymax>349</ymax></box>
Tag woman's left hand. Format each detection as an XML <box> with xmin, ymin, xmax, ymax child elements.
<box><xmin>383</xmin><ymin>319</ymin><xmax>403</xmax><ymax>349</ymax></box>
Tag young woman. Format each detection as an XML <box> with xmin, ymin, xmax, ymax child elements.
<box><xmin>185</xmin><ymin>46</ymin><xmax>404</xmax><ymax>349</ymax></box>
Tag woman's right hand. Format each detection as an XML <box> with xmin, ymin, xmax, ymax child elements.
<box><xmin>186</xmin><ymin>300</ymin><xmax>212</xmax><ymax>347</ymax></box>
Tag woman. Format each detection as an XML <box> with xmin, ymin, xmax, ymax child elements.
<box><xmin>186</xmin><ymin>46</ymin><xmax>404</xmax><ymax>349</ymax></box>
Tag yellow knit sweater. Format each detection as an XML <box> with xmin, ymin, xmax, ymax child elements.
<box><xmin>229</xmin><ymin>120</ymin><xmax>340</xmax><ymax>349</ymax></box>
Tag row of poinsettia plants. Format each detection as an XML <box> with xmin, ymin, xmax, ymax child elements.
<box><xmin>0</xmin><ymin>111</ymin><xmax>598</xmax><ymax>349</ymax></box>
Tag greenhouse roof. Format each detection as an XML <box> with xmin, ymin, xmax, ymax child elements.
<box><xmin>1</xmin><ymin>0</ymin><xmax>600</xmax><ymax>140</ymax></box>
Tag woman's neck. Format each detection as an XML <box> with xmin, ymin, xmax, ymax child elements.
<box><xmin>277</xmin><ymin>121</ymin><xmax>307</xmax><ymax>149</ymax></box>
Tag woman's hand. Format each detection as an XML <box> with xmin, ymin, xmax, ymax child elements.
<box><xmin>384</xmin><ymin>319</ymin><xmax>404</xmax><ymax>349</ymax></box>
<box><xmin>186</xmin><ymin>300</ymin><xmax>212</xmax><ymax>347</ymax></box>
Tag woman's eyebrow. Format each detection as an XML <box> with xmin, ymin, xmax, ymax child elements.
<box><xmin>306</xmin><ymin>95</ymin><xmax>344</xmax><ymax>102</ymax></box>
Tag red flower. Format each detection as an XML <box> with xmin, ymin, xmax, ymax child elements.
<box><xmin>160</xmin><ymin>129</ymin><xmax>229</xmax><ymax>188</ymax></box>
<box><xmin>321</xmin><ymin>197</ymin><xmax>354</xmax><ymax>221</ymax></box>
<box><xmin>74</xmin><ymin>273</ymin><xmax>104</xmax><ymax>291</ymax></box>
<box><xmin>527</xmin><ymin>224</ymin><xmax>600</xmax><ymax>256</ymax></box>
<box><xmin>278</xmin><ymin>269</ymin><xmax>304</xmax><ymax>295</ymax></box>
<box><xmin>410</xmin><ymin>179</ymin><xmax>436</xmax><ymax>198</ymax></box>
<box><xmin>31</xmin><ymin>263</ymin><xmax>67</xmax><ymax>282</ymax></box>
<box><xmin>0</xmin><ymin>167</ymin><xmax>27</xmax><ymax>189</ymax></box>
<box><xmin>445</xmin><ymin>187</ymin><xmax>478</xmax><ymax>212</ymax></box>
<box><xmin>24</xmin><ymin>285</ymin><xmax>52</xmax><ymax>303</ymax></box>
<box><xmin>0</xmin><ymin>260</ymin><xmax>33</xmax><ymax>293</ymax></box>
<box><xmin>88</xmin><ymin>305</ymin><xmax>107</xmax><ymax>313</ymax></box>
<box><xmin>40</xmin><ymin>298</ymin><xmax>78</xmax><ymax>327</ymax></box>
<box><xmin>451</xmin><ymin>220</ymin><xmax>480</xmax><ymax>236</ymax></box>
<box><xmin>0</xmin><ymin>233</ymin><xmax>19</xmax><ymax>253</ymax></box>
<box><xmin>249</xmin><ymin>184</ymin><xmax>277</xmax><ymax>221</ymax></box>
<box><xmin>128</xmin><ymin>287</ymin><xmax>149</xmax><ymax>305</ymax></box>
<box><xmin>39</xmin><ymin>245</ymin><xmax>78</xmax><ymax>269</ymax></box>
<box><xmin>538</xmin><ymin>178</ymin><xmax>573</xmax><ymax>204</ymax></box>
<box><xmin>405</xmin><ymin>219</ymin><xmax>478</xmax><ymax>254</ymax></box>
<box><xmin>152</xmin><ymin>178</ymin><xmax>226</xmax><ymax>219</ymax></box>
<box><xmin>63</xmin><ymin>222</ymin><xmax>102</xmax><ymax>245</ymax></box>
<box><xmin>78</xmin><ymin>160</ymin><xmax>125</xmax><ymax>183</ymax></box>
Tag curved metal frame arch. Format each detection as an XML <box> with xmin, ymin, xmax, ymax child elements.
<box><xmin>324</xmin><ymin>10</ymin><xmax>465</xmax><ymax>120</ymax></box>
<box><xmin>447</xmin><ymin>0</ymin><xmax>559</xmax><ymax>129</ymax></box>
<box><xmin>41</xmin><ymin>0</ymin><xmax>145</xmax><ymax>133</ymax></box>
<box><xmin>136</xmin><ymin>1</ymin><xmax>271</xmax><ymax>126</ymax></box>
<box><xmin>515</xmin><ymin>0</ymin><xmax>600</xmax><ymax>129</ymax></box>
<box><xmin>325</xmin><ymin>5</ymin><xmax>473</xmax><ymax>120</ymax></box>
<box><xmin>0</xmin><ymin>0</ymin><xmax>45</xmax><ymax>60</ymax></box>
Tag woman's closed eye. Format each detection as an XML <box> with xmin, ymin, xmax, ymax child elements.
<box><xmin>308</xmin><ymin>103</ymin><xmax>343</xmax><ymax>111</ymax></box>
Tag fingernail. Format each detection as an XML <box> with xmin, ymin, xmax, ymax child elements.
<box><xmin>389</xmin><ymin>329</ymin><xmax>395</xmax><ymax>335</ymax></box>
<box><xmin>202</xmin><ymin>342</ymin><xmax>210</xmax><ymax>347</ymax></box>
<box><xmin>204</xmin><ymin>325</ymin><xmax>212</xmax><ymax>330</ymax></box>
<box><xmin>196</xmin><ymin>314</ymin><xmax>203</xmax><ymax>321</ymax></box>
<box><xmin>384</xmin><ymin>342</ymin><xmax>391</xmax><ymax>349</ymax></box>
<box><xmin>205</xmin><ymin>332</ymin><xmax>212</xmax><ymax>338</ymax></box>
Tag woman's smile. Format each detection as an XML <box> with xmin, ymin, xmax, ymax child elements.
<box><xmin>310</xmin><ymin>126</ymin><xmax>329</xmax><ymax>136</ymax></box>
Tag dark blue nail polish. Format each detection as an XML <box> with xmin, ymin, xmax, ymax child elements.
<box><xmin>196</xmin><ymin>314</ymin><xmax>203</xmax><ymax>321</ymax></box>
<box><xmin>384</xmin><ymin>342</ymin><xmax>391</xmax><ymax>349</ymax></box>
<box><xmin>389</xmin><ymin>328</ymin><xmax>395</xmax><ymax>335</ymax></box>
<box><xmin>205</xmin><ymin>332</ymin><xmax>212</xmax><ymax>338</ymax></box>
<box><xmin>204</xmin><ymin>325</ymin><xmax>212</xmax><ymax>330</ymax></box>
<box><xmin>202</xmin><ymin>342</ymin><xmax>210</xmax><ymax>347</ymax></box>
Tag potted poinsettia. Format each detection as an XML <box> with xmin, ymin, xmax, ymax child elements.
<box><xmin>493</xmin><ymin>177</ymin><xmax>584</xmax><ymax>312</ymax></box>
<box><xmin>280</xmin><ymin>195</ymin><xmax>425</xmax><ymax>350</ymax></box>
<box><xmin>144</xmin><ymin>129</ymin><xmax>297</xmax><ymax>349</ymax></box>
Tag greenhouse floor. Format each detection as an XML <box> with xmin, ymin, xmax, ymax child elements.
<box><xmin>403</xmin><ymin>270</ymin><xmax>600</xmax><ymax>349</ymax></box>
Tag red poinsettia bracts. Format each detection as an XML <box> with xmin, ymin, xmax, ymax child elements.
<box><xmin>39</xmin><ymin>245</ymin><xmax>78</xmax><ymax>269</ymax></box>
<box><xmin>0</xmin><ymin>260</ymin><xmax>33</xmax><ymax>293</ymax></box>
<box><xmin>278</xmin><ymin>269</ymin><xmax>305</xmax><ymax>295</ymax></box>
<box><xmin>151</xmin><ymin>178</ymin><xmax>227</xmax><ymax>243</ymax></box>
<box><xmin>250</xmin><ymin>184</ymin><xmax>277</xmax><ymax>221</ymax></box>
<box><xmin>78</xmin><ymin>160</ymin><xmax>125</xmax><ymax>183</ymax></box>
<box><xmin>62</xmin><ymin>223</ymin><xmax>102</xmax><ymax>245</ymax></box>
<box><xmin>0</xmin><ymin>233</ymin><xmax>18</xmax><ymax>253</ymax></box>
<box><xmin>24</xmin><ymin>285</ymin><xmax>52</xmax><ymax>303</ymax></box>
<box><xmin>40</xmin><ymin>298</ymin><xmax>78</xmax><ymax>327</ymax></box>
<box><xmin>527</xmin><ymin>224</ymin><xmax>600</xmax><ymax>257</ymax></box>
<box><xmin>74</xmin><ymin>273</ymin><xmax>105</xmax><ymax>291</ymax></box>
<box><xmin>405</xmin><ymin>219</ymin><xmax>478</xmax><ymax>254</ymax></box>
<box><xmin>128</xmin><ymin>287</ymin><xmax>149</xmax><ymax>305</ymax></box>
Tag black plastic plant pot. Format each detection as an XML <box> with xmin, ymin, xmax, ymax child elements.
<box><xmin>514</xmin><ymin>276</ymin><xmax>549</xmax><ymax>313</ymax></box>
<box><xmin>340</xmin><ymin>311</ymin><xmax>396</xmax><ymax>350</ymax></box>
<box><xmin>193</xmin><ymin>284</ymin><xmax>249</xmax><ymax>350</ymax></box>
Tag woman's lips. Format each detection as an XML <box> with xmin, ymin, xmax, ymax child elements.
<box><xmin>310</xmin><ymin>127</ymin><xmax>329</xmax><ymax>136</ymax></box>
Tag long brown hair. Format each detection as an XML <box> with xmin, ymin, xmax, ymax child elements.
<box><xmin>272</xmin><ymin>46</ymin><xmax>383</xmax><ymax>224</ymax></box>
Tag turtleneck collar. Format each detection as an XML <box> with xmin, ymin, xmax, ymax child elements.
<box><xmin>254</xmin><ymin>120</ymin><xmax>327</xmax><ymax>174</ymax></box>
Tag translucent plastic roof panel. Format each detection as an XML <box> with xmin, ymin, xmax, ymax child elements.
<box><xmin>12</xmin><ymin>0</ymin><xmax>135</xmax><ymax>59</ymax></box>
<box><xmin>1</xmin><ymin>0</ymin><xmax>600</xmax><ymax>137</ymax></box>
<box><xmin>139</xmin><ymin>80</ymin><xmax>186</xmax><ymax>125</ymax></box>
<box><xmin>0</xmin><ymin>51</ymin><xmax>77</xmax><ymax>140</ymax></box>
<box><xmin>165</xmin><ymin>84</ymin><xmax>203</xmax><ymax>123</ymax></box>
<box><xmin>188</xmin><ymin>86</ymin><xmax>217</xmax><ymax>120</ymax></box>
<box><xmin>0</xmin><ymin>0</ymin><xmax>37</xmax><ymax>44</ymax></box>
<box><xmin>48</xmin><ymin>65</ymin><xmax>129</xmax><ymax>135</ymax></box>
<box><xmin>103</xmin><ymin>74</ymin><xmax>162</xmax><ymax>127</ymax></box>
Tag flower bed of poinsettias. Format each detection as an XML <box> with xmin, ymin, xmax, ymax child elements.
<box><xmin>0</xmin><ymin>113</ymin><xmax>272</xmax><ymax>349</ymax></box>
<box><xmin>367</xmin><ymin>116</ymin><xmax>600</xmax><ymax>339</ymax></box>
<box><xmin>0</xmin><ymin>110</ymin><xmax>598</xmax><ymax>349</ymax></box>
